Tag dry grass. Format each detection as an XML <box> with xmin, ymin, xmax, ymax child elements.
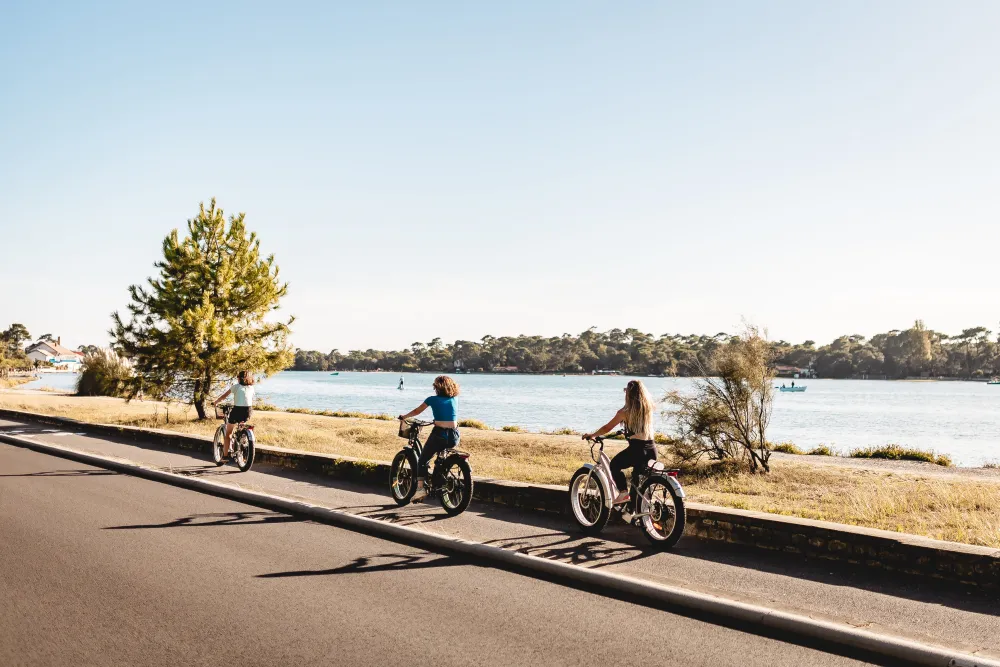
<box><xmin>2</xmin><ymin>391</ymin><xmax>999</xmax><ymax>547</ymax></box>
<box><xmin>0</xmin><ymin>376</ymin><xmax>34</xmax><ymax>390</ymax></box>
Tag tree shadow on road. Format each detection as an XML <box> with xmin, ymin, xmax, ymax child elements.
<box><xmin>257</xmin><ymin>552</ymin><xmax>461</xmax><ymax>579</ymax></box>
<box><xmin>0</xmin><ymin>468</ymin><xmax>116</xmax><ymax>477</ymax></box>
<box><xmin>104</xmin><ymin>510</ymin><xmax>302</xmax><ymax>531</ymax></box>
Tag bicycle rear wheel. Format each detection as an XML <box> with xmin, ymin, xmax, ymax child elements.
<box><xmin>637</xmin><ymin>476</ymin><xmax>686</xmax><ymax>548</ymax></box>
<box><xmin>234</xmin><ymin>429</ymin><xmax>255</xmax><ymax>472</ymax></box>
<box><xmin>437</xmin><ymin>456</ymin><xmax>473</xmax><ymax>516</ymax></box>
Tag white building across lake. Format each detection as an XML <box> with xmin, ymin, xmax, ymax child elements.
<box><xmin>25</xmin><ymin>338</ymin><xmax>84</xmax><ymax>372</ymax></box>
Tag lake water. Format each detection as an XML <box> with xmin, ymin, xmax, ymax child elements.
<box><xmin>23</xmin><ymin>372</ymin><xmax>1000</xmax><ymax>466</ymax></box>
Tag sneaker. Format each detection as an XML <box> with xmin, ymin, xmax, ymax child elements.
<box><xmin>411</xmin><ymin>479</ymin><xmax>428</xmax><ymax>502</ymax></box>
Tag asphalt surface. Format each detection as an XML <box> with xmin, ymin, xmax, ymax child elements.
<box><xmin>0</xmin><ymin>443</ymin><xmax>884</xmax><ymax>667</ymax></box>
<box><xmin>2</xmin><ymin>417</ymin><xmax>998</xmax><ymax>664</ymax></box>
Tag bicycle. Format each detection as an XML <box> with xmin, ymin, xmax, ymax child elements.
<box><xmin>212</xmin><ymin>404</ymin><xmax>256</xmax><ymax>473</ymax></box>
<box><xmin>390</xmin><ymin>419</ymin><xmax>473</xmax><ymax>516</ymax></box>
<box><xmin>568</xmin><ymin>431</ymin><xmax>686</xmax><ymax>548</ymax></box>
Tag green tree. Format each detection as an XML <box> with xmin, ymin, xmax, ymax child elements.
<box><xmin>112</xmin><ymin>199</ymin><xmax>294</xmax><ymax>418</ymax></box>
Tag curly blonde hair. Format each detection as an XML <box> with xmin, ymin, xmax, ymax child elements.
<box><xmin>433</xmin><ymin>375</ymin><xmax>460</xmax><ymax>397</ymax></box>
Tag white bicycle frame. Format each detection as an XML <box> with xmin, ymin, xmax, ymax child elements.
<box><xmin>580</xmin><ymin>438</ymin><xmax>685</xmax><ymax>519</ymax></box>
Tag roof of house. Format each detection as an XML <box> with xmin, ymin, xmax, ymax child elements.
<box><xmin>25</xmin><ymin>341</ymin><xmax>83</xmax><ymax>358</ymax></box>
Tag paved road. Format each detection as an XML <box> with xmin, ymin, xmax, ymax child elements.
<box><xmin>0</xmin><ymin>443</ymin><xmax>880</xmax><ymax>667</ymax></box>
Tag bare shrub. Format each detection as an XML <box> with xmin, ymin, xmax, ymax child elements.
<box><xmin>664</xmin><ymin>324</ymin><xmax>775</xmax><ymax>472</ymax></box>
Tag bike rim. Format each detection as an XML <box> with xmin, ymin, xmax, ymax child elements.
<box><xmin>393</xmin><ymin>458</ymin><xmax>414</xmax><ymax>498</ymax></box>
<box><xmin>641</xmin><ymin>481</ymin><xmax>677</xmax><ymax>540</ymax></box>
<box><xmin>571</xmin><ymin>474</ymin><xmax>603</xmax><ymax>526</ymax></box>
<box><xmin>440</xmin><ymin>464</ymin><xmax>466</xmax><ymax>509</ymax></box>
<box><xmin>235</xmin><ymin>435</ymin><xmax>248</xmax><ymax>467</ymax></box>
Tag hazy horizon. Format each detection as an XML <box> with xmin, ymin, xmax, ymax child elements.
<box><xmin>3</xmin><ymin>2</ymin><xmax>999</xmax><ymax>352</ymax></box>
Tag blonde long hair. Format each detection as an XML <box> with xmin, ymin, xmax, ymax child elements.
<box><xmin>623</xmin><ymin>380</ymin><xmax>655</xmax><ymax>437</ymax></box>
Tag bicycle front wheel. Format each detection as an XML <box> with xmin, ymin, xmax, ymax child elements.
<box><xmin>569</xmin><ymin>467</ymin><xmax>609</xmax><ymax>535</ymax></box>
<box><xmin>212</xmin><ymin>425</ymin><xmax>225</xmax><ymax>466</ymax></box>
<box><xmin>390</xmin><ymin>449</ymin><xmax>419</xmax><ymax>506</ymax></box>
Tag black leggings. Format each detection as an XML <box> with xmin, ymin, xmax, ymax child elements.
<box><xmin>418</xmin><ymin>427</ymin><xmax>460</xmax><ymax>479</ymax></box>
<box><xmin>609</xmin><ymin>439</ymin><xmax>656</xmax><ymax>492</ymax></box>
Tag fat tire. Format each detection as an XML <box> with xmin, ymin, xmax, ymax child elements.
<box><xmin>390</xmin><ymin>449</ymin><xmax>419</xmax><ymax>506</ymax></box>
<box><xmin>637</xmin><ymin>475</ymin><xmax>686</xmax><ymax>549</ymax></box>
<box><xmin>212</xmin><ymin>425</ymin><xmax>225</xmax><ymax>466</ymax></box>
<box><xmin>438</xmin><ymin>456</ymin><xmax>473</xmax><ymax>516</ymax></box>
<box><xmin>569</xmin><ymin>467</ymin><xmax>610</xmax><ymax>535</ymax></box>
<box><xmin>236</xmin><ymin>430</ymin><xmax>255</xmax><ymax>472</ymax></box>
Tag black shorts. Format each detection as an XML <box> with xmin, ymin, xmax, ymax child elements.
<box><xmin>227</xmin><ymin>406</ymin><xmax>251</xmax><ymax>424</ymax></box>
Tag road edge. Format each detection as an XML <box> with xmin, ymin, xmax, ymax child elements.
<box><xmin>1</xmin><ymin>432</ymin><xmax>996</xmax><ymax>667</ymax></box>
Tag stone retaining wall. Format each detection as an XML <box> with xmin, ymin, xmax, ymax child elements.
<box><xmin>2</xmin><ymin>407</ymin><xmax>997</xmax><ymax>589</ymax></box>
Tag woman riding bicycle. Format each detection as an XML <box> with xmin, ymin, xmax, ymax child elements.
<box><xmin>582</xmin><ymin>379</ymin><xmax>657</xmax><ymax>504</ymax></box>
<box><xmin>397</xmin><ymin>375</ymin><xmax>460</xmax><ymax>500</ymax></box>
<box><xmin>212</xmin><ymin>370</ymin><xmax>255</xmax><ymax>458</ymax></box>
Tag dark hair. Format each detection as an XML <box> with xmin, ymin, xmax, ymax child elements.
<box><xmin>237</xmin><ymin>370</ymin><xmax>255</xmax><ymax>386</ymax></box>
<box><xmin>433</xmin><ymin>375</ymin><xmax>459</xmax><ymax>397</ymax></box>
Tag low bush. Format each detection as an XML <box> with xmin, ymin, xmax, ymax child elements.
<box><xmin>770</xmin><ymin>442</ymin><xmax>805</xmax><ymax>455</ymax></box>
<box><xmin>254</xmin><ymin>399</ymin><xmax>278</xmax><ymax>411</ymax></box>
<box><xmin>849</xmin><ymin>444</ymin><xmax>951</xmax><ymax>467</ymax></box>
<box><xmin>501</xmin><ymin>425</ymin><xmax>523</xmax><ymax>432</ymax></box>
<box><xmin>807</xmin><ymin>445</ymin><xmax>835</xmax><ymax>456</ymax></box>
<box><xmin>77</xmin><ymin>349</ymin><xmax>131</xmax><ymax>398</ymax></box>
<box><xmin>544</xmin><ymin>427</ymin><xmax>579</xmax><ymax>436</ymax></box>
<box><xmin>285</xmin><ymin>407</ymin><xmax>393</xmax><ymax>420</ymax></box>
<box><xmin>458</xmin><ymin>418</ymin><xmax>489</xmax><ymax>430</ymax></box>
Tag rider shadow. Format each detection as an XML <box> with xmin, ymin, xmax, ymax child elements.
<box><xmin>0</xmin><ymin>468</ymin><xmax>116</xmax><ymax>478</ymax></box>
<box><xmin>257</xmin><ymin>552</ymin><xmax>462</xmax><ymax>579</ymax></box>
<box><xmin>483</xmin><ymin>531</ymin><xmax>653</xmax><ymax>569</ymax></box>
<box><xmin>103</xmin><ymin>510</ymin><xmax>301</xmax><ymax>531</ymax></box>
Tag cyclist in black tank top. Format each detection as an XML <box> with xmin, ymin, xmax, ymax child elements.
<box><xmin>582</xmin><ymin>380</ymin><xmax>658</xmax><ymax>504</ymax></box>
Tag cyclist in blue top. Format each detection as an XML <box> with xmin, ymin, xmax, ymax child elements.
<box><xmin>398</xmin><ymin>375</ymin><xmax>460</xmax><ymax>500</ymax></box>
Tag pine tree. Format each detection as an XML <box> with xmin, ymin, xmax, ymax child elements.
<box><xmin>112</xmin><ymin>199</ymin><xmax>293</xmax><ymax>418</ymax></box>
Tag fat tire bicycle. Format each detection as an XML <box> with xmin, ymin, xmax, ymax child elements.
<box><xmin>390</xmin><ymin>419</ymin><xmax>473</xmax><ymax>516</ymax></box>
<box><xmin>212</xmin><ymin>404</ymin><xmax>256</xmax><ymax>473</ymax></box>
<box><xmin>569</xmin><ymin>431</ymin><xmax>686</xmax><ymax>548</ymax></box>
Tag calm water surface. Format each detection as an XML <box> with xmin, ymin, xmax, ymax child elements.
<box><xmin>25</xmin><ymin>372</ymin><xmax>1000</xmax><ymax>466</ymax></box>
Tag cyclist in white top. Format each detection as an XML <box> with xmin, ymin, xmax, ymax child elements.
<box><xmin>212</xmin><ymin>370</ymin><xmax>255</xmax><ymax>458</ymax></box>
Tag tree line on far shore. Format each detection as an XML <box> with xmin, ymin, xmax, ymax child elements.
<box><xmin>291</xmin><ymin>320</ymin><xmax>1000</xmax><ymax>379</ymax></box>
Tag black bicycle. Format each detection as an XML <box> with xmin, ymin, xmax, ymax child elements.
<box><xmin>390</xmin><ymin>419</ymin><xmax>473</xmax><ymax>516</ymax></box>
<box><xmin>212</xmin><ymin>404</ymin><xmax>256</xmax><ymax>472</ymax></box>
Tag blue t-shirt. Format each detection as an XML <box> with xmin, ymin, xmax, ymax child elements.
<box><xmin>425</xmin><ymin>395</ymin><xmax>457</xmax><ymax>422</ymax></box>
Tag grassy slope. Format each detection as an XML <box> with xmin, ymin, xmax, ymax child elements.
<box><xmin>2</xmin><ymin>392</ymin><xmax>998</xmax><ymax>547</ymax></box>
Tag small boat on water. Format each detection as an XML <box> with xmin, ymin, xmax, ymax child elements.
<box><xmin>988</xmin><ymin>378</ymin><xmax>1000</xmax><ymax>385</ymax></box>
<box><xmin>329</xmin><ymin>372</ymin><xmax>340</xmax><ymax>376</ymax></box>
<box><xmin>778</xmin><ymin>386</ymin><xmax>807</xmax><ymax>393</ymax></box>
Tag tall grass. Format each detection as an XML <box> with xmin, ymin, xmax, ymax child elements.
<box><xmin>76</xmin><ymin>349</ymin><xmax>132</xmax><ymax>398</ymax></box>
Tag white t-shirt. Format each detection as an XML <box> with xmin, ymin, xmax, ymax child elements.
<box><xmin>232</xmin><ymin>382</ymin><xmax>255</xmax><ymax>407</ymax></box>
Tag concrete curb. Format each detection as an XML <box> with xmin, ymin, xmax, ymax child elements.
<box><xmin>2</xmin><ymin>432</ymin><xmax>997</xmax><ymax>667</ymax></box>
<box><xmin>1</xmin><ymin>408</ymin><xmax>998</xmax><ymax>590</ymax></box>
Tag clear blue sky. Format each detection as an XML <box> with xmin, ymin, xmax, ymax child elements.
<box><xmin>2</xmin><ymin>1</ymin><xmax>999</xmax><ymax>351</ymax></box>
